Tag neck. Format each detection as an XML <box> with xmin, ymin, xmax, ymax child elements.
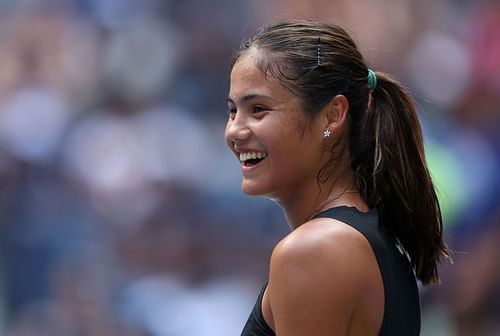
<box><xmin>273</xmin><ymin>170</ymin><xmax>368</xmax><ymax>230</ymax></box>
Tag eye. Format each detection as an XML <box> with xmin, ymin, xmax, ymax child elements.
<box><xmin>252</xmin><ymin>105</ymin><xmax>268</xmax><ymax>117</ymax></box>
<box><xmin>227</xmin><ymin>107</ymin><xmax>237</xmax><ymax>120</ymax></box>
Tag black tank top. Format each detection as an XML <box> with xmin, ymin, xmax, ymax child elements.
<box><xmin>241</xmin><ymin>206</ymin><xmax>421</xmax><ymax>336</ymax></box>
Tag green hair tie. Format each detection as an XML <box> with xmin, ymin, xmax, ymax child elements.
<box><xmin>367</xmin><ymin>69</ymin><xmax>377</xmax><ymax>91</ymax></box>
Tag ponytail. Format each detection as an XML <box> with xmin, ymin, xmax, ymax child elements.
<box><xmin>350</xmin><ymin>71</ymin><xmax>451</xmax><ymax>285</ymax></box>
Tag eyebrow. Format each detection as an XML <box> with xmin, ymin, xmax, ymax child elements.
<box><xmin>226</xmin><ymin>94</ymin><xmax>275</xmax><ymax>105</ymax></box>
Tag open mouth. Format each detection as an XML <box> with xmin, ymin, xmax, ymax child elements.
<box><xmin>240</xmin><ymin>152</ymin><xmax>267</xmax><ymax>167</ymax></box>
<box><xmin>244</xmin><ymin>158</ymin><xmax>264</xmax><ymax>167</ymax></box>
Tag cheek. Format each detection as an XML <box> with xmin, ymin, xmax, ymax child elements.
<box><xmin>269</xmin><ymin>127</ymin><xmax>322</xmax><ymax>173</ymax></box>
<box><xmin>266</xmin><ymin>131</ymin><xmax>304</xmax><ymax>167</ymax></box>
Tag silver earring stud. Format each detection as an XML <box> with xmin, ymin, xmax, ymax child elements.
<box><xmin>323</xmin><ymin>129</ymin><xmax>331</xmax><ymax>138</ymax></box>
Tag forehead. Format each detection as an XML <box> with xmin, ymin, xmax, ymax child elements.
<box><xmin>229</xmin><ymin>48</ymin><xmax>292</xmax><ymax>103</ymax></box>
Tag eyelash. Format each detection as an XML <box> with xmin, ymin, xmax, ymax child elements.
<box><xmin>252</xmin><ymin>106</ymin><xmax>266</xmax><ymax>113</ymax></box>
<box><xmin>227</xmin><ymin>106</ymin><xmax>268</xmax><ymax>120</ymax></box>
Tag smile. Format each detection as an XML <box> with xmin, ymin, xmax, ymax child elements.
<box><xmin>239</xmin><ymin>151</ymin><xmax>268</xmax><ymax>167</ymax></box>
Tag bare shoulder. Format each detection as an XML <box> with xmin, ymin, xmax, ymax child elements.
<box><xmin>271</xmin><ymin>216</ymin><xmax>375</xmax><ymax>273</ymax></box>
<box><xmin>267</xmin><ymin>217</ymin><xmax>381</xmax><ymax>335</ymax></box>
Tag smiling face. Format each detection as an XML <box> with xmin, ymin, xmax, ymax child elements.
<box><xmin>225</xmin><ymin>48</ymin><xmax>329</xmax><ymax>200</ymax></box>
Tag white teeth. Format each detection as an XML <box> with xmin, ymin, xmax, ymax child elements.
<box><xmin>239</xmin><ymin>151</ymin><xmax>267</xmax><ymax>162</ymax></box>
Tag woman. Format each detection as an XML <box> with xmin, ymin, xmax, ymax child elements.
<box><xmin>225</xmin><ymin>20</ymin><xmax>450</xmax><ymax>336</ymax></box>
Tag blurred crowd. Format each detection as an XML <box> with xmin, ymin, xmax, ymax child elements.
<box><xmin>0</xmin><ymin>0</ymin><xmax>498</xmax><ymax>335</ymax></box>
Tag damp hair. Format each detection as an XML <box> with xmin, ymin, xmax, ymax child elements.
<box><xmin>231</xmin><ymin>20</ymin><xmax>450</xmax><ymax>285</ymax></box>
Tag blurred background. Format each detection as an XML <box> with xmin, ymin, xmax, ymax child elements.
<box><xmin>0</xmin><ymin>0</ymin><xmax>498</xmax><ymax>335</ymax></box>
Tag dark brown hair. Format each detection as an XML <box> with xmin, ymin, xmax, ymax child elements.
<box><xmin>232</xmin><ymin>20</ymin><xmax>450</xmax><ymax>285</ymax></box>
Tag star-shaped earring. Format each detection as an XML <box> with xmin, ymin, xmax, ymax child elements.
<box><xmin>323</xmin><ymin>129</ymin><xmax>331</xmax><ymax>138</ymax></box>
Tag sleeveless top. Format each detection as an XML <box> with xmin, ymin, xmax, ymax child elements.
<box><xmin>241</xmin><ymin>206</ymin><xmax>421</xmax><ymax>336</ymax></box>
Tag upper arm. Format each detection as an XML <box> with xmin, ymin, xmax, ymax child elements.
<box><xmin>267</xmin><ymin>220</ymin><xmax>373</xmax><ymax>336</ymax></box>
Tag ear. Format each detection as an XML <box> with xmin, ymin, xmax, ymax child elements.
<box><xmin>323</xmin><ymin>94</ymin><xmax>349</xmax><ymax>133</ymax></box>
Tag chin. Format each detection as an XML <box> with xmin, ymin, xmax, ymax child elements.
<box><xmin>241</xmin><ymin>180</ymin><xmax>270</xmax><ymax>196</ymax></box>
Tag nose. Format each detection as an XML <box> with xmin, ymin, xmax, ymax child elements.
<box><xmin>225</xmin><ymin>115</ymin><xmax>251</xmax><ymax>144</ymax></box>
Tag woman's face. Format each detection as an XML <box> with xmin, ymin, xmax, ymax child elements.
<box><xmin>225</xmin><ymin>48</ymin><xmax>328</xmax><ymax>200</ymax></box>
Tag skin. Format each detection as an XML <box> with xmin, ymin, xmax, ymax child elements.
<box><xmin>225</xmin><ymin>48</ymin><xmax>384</xmax><ymax>335</ymax></box>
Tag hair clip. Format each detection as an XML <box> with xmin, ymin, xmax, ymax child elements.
<box><xmin>317</xmin><ymin>37</ymin><xmax>321</xmax><ymax>66</ymax></box>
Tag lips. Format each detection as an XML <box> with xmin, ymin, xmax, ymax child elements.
<box><xmin>239</xmin><ymin>151</ymin><xmax>267</xmax><ymax>165</ymax></box>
